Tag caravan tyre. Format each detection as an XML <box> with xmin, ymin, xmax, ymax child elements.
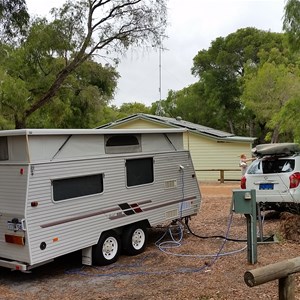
<box><xmin>92</xmin><ymin>231</ymin><xmax>120</xmax><ymax>266</ymax></box>
<box><xmin>122</xmin><ymin>223</ymin><xmax>148</xmax><ymax>256</ymax></box>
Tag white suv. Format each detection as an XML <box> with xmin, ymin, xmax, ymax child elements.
<box><xmin>241</xmin><ymin>143</ymin><xmax>300</xmax><ymax>211</ymax></box>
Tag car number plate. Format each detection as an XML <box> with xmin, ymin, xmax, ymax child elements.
<box><xmin>259</xmin><ymin>183</ymin><xmax>274</xmax><ymax>190</ymax></box>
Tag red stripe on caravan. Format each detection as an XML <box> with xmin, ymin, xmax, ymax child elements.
<box><xmin>130</xmin><ymin>203</ymin><xmax>143</xmax><ymax>213</ymax></box>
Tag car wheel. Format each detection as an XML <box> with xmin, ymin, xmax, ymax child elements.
<box><xmin>92</xmin><ymin>230</ymin><xmax>120</xmax><ymax>266</ymax></box>
<box><xmin>122</xmin><ymin>223</ymin><xmax>148</xmax><ymax>256</ymax></box>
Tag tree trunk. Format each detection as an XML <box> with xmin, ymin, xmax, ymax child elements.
<box><xmin>15</xmin><ymin>115</ymin><xmax>26</xmax><ymax>129</ymax></box>
<box><xmin>271</xmin><ymin>125</ymin><xmax>280</xmax><ymax>143</ymax></box>
<box><xmin>228</xmin><ymin>119</ymin><xmax>235</xmax><ymax>134</ymax></box>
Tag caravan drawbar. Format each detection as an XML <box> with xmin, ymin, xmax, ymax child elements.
<box><xmin>0</xmin><ymin>128</ymin><xmax>201</xmax><ymax>271</ymax></box>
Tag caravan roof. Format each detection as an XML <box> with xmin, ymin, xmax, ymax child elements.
<box><xmin>0</xmin><ymin>128</ymin><xmax>186</xmax><ymax>137</ymax></box>
<box><xmin>0</xmin><ymin>128</ymin><xmax>186</xmax><ymax>163</ymax></box>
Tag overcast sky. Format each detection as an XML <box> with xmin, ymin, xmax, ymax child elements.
<box><xmin>26</xmin><ymin>0</ymin><xmax>285</xmax><ymax>107</ymax></box>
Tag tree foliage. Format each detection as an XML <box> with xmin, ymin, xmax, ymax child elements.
<box><xmin>0</xmin><ymin>34</ymin><xmax>119</xmax><ymax>128</ymax></box>
<box><xmin>0</xmin><ymin>0</ymin><xmax>29</xmax><ymax>41</ymax></box>
<box><xmin>0</xmin><ymin>0</ymin><xmax>167</xmax><ymax>128</ymax></box>
<box><xmin>151</xmin><ymin>82</ymin><xmax>225</xmax><ymax>129</ymax></box>
<box><xmin>277</xmin><ymin>94</ymin><xmax>300</xmax><ymax>143</ymax></box>
<box><xmin>242</xmin><ymin>62</ymin><xmax>300</xmax><ymax>142</ymax></box>
<box><xmin>152</xmin><ymin>27</ymin><xmax>300</xmax><ymax>143</ymax></box>
<box><xmin>187</xmin><ymin>28</ymin><xmax>285</xmax><ymax>137</ymax></box>
<box><xmin>279</xmin><ymin>0</ymin><xmax>300</xmax><ymax>142</ymax></box>
<box><xmin>118</xmin><ymin>102</ymin><xmax>151</xmax><ymax>117</ymax></box>
<box><xmin>283</xmin><ymin>0</ymin><xmax>300</xmax><ymax>52</ymax></box>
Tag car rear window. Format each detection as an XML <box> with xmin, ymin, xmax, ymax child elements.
<box><xmin>247</xmin><ymin>158</ymin><xmax>295</xmax><ymax>174</ymax></box>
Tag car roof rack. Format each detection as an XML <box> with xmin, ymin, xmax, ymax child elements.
<box><xmin>252</xmin><ymin>143</ymin><xmax>300</xmax><ymax>158</ymax></box>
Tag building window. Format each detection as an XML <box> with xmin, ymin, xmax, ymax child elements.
<box><xmin>0</xmin><ymin>137</ymin><xmax>8</xmax><ymax>161</ymax></box>
<box><xmin>52</xmin><ymin>174</ymin><xmax>103</xmax><ymax>201</ymax></box>
<box><xmin>105</xmin><ymin>134</ymin><xmax>141</xmax><ymax>154</ymax></box>
<box><xmin>126</xmin><ymin>157</ymin><xmax>154</xmax><ymax>187</ymax></box>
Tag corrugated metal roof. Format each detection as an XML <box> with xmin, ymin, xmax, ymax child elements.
<box><xmin>142</xmin><ymin>114</ymin><xmax>233</xmax><ymax>138</ymax></box>
<box><xmin>98</xmin><ymin>113</ymin><xmax>256</xmax><ymax>142</ymax></box>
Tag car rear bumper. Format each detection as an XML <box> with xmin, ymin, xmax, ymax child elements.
<box><xmin>256</xmin><ymin>192</ymin><xmax>300</xmax><ymax>203</ymax></box>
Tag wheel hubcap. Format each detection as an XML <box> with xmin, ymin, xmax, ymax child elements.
<box><xmin>102</xmin><ymin>237</ymin><xmax>118</xmax><ymax>260</ymax></box>
<box><xmin>132</xmin><ymin>229</ymin><xmax>145</xmax><ymax>250</ymax></box>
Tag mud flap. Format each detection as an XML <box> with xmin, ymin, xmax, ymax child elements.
<box><xmin>82</xmin><ymin>246</ymin><xmax>92</xmax><ymax>266</ymax></box>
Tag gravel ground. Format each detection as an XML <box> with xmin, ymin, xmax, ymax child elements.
<box><xmin>0</xmin><ymin>181</ymin><xmax>299</xmax><ymax>300</ymax></box>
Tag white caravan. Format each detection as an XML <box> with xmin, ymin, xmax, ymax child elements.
<box><xmin>0</xmin><ymin>128</ymin><xmax>201</xmax><ymax>271</ymax></box>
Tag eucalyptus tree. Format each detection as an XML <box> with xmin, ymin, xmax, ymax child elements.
<box><xmin>278</xmin><ymin>0</ymin><xmax>300</xmax><ymax>141</ymax></box>
<box><xmin>191</xmin><ymin>27</ymin><xmax>285</xmax><ymax>136</ymax></box>
<box><xmin>283</xmin><ymin>0</ymin><xmax>300</xmax><ymax>52</ymax></box>
<box><xmin>0</xmin><ymin>0</ymin><xmax>29</xmax><ymax>40</ymax></box>
<box><xmin>0</xmin><ymin>32</ymin><xmax>119</xmax><ymax>128</ymax></box>
<box><xmin>0</xmin><ymin>0</ymin><xmax>168</xmax><ymax>128</ymax></box>
<box><xmin>242</xmin><ymin>62</ymin><xmax>300</xmax><ymax>143</ymax></box>
<box><xmin>118</xmin><ymin>102</ymin><xmax>150</xmax><ymax>117</ymax></box>
<box><xmin>26</xmin><ymin>58</ymin><xmax>119</xmax><ymax>128</ymax></box>
<box><xmin>151</xmin><ymin>82</ymin><xmax>226</xmax><ymax>129</ymax></box>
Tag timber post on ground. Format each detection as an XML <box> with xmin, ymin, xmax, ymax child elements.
<box><xmin>195</xmin><ymin>169</ymin><xmax>241</xmax><ymax>183</ymax></box>
<box><xmin>244</xmin><ymin>257</ymin><xmax>300</xmax><ymax>300</ymax></box>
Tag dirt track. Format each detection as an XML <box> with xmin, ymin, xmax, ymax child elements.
<box><xmin>0</xmin><ymin>181</ymin><xmax>299</xmax><ymax>299</ymax></box>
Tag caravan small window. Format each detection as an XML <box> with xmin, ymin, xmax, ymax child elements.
<box><xmin>126</xmin><ymin>157</ymin><xmax>154</xmax><ymax>187</ymax></box>
<box><xmin>0</xmin><ymin>137</ymin><xmax>8</xmax><ymax>160</ymax></box>
<box><xmin>105</xmin><ymin>134</ymin><xmax>141</xmax><ymax>154</ymax></box>
<box><xmin>52</xmin><ymin>174</ymin><xmax>103</xmax><ymax>201</ymax></box>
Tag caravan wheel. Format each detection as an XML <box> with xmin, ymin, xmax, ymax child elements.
<box><xmin>122</xmin><ymin>223</ymin><xmax>148</xmax><ymax>256</ymax></box>
<box><xmin>92</xmin><ymin>231</ymin><xmax>120</xmax><ymax>266</ymax></box>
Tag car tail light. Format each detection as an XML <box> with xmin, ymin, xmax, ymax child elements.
<box><xmin>241</xmin><ymin>176</ymin><xmax>246</xmax><ymax>189</ymax></box>
<box><xmin>289</xmin><ymin>172</ymin><xmax>300</xmax><ymax>188</ymax></box>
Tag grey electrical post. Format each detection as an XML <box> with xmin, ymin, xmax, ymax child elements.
<box><xmin>232</xmin><ymin>189</ymin><xmax>257</xmax><ymax>264</ymax></box>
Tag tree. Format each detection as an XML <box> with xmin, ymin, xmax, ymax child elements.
<box><xmin>242</xmin><ymin>62</ymin><xmax>300</xmax><ymax>142</ymax></box>
<box><xmin>27</xmin><ymin>59</ymin><xmax>119</xmax><ymax>128</ymax></box>
<box><xmin>118</xmin><ymin>102</ymin><xmax>150</xmax><ymax>117</ymax></box>
<box><xmin>281</xmin><ymin>0</ymin><xmax>300</xmax><ymax>142</ymax></box>
<box><xmin>0</xmin><ymin>36</ymin><xmax>119</xmax><ymax>129</ymax></box>
<box><xmin>191</xmin><ymin>27</ymin><xmax>286</xmax><ymax>136</ymax></box>
<box><xmin>1</xmin><ymin>0</ymin><xmax>167</xmax><ymax>128</ymax></box>
<box><xmin>277</xmin><ymin>95</ymin><xmax>300</xmax><ymax>143</ymax></box>
<box><xmin>151</xmin><ymin>83</ymin><xmax>226</xmax><ymax>129</ymax></box>
<box><xmin>283</xmin><ymin>0</ymin><xmax>300</xmax><ymax>52</ymax></box>
<box><xmin>0</xmin><ymin>0</ymin><xmax>29</xmax><ymax>40</ymax></box>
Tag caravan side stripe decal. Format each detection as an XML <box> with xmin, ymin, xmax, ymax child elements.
<box><xmin>40</xmin><ymin>200</ymin><xmax>152</xmax><ymax>228</ymax></box>
<box><xmin>40</xmin><ymin>207</ymin><xmax>120</xmax><ymax>228</ymax></box>
<box><xmin>109</xmin><ymin>196</ymin><xmax>197</xmax><ymax>220</ymax></box>
<box><xmin>118</xmin><ymin>203</ymin><xmax>136</xmax><ymax>215</ymax></box>
<box><xmin>40</xmin><ymin>197</ymin><xmax>197</xmax><ymax>227</ymax></box>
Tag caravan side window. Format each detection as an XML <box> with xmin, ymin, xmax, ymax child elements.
<box><xmin>0</xmin><ymin>137</ymin><xmax>8</xmax><ymax>160</ymax></box>
<box><xmin>105</xmin><ymin>134</ymin><xmax>141</xmax><ymax>154</ymax></box>
<box><xmin>126</xmin><ymin>157</ymin><xmax>154</xmax><ymax>187</ymax></box>
<box><xmin>52</xmin><ymin>174</ymin><xmax>103</xmax><ymax>201</ymax></box>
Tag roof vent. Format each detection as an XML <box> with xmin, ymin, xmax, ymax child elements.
<box><xmin>176</xmin><ymin>116</ymin><xmax>182</xmax><ymax>121</ymax></box>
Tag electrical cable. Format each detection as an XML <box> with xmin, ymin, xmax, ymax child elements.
<box><xmin>184</xmin><ymin>218</ymin><xmax>247</xmax><ymax>242</ymax></box>
<box><xmin>155</xmin><ymin>212</ymin><xmax>247</xmax><ymax>262</ymax></box>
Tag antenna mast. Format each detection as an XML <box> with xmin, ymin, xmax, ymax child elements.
<box><xmin>156</xmin><ymin>37</ymin><xmax>168</xmax><ymax>116</ymax></box>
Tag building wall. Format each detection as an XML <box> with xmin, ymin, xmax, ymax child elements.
<box><xmin>184</xmin><ymin>132</ymin><xmax>252</xmax><ymax>181</ymax></box>
<box><xmin>108</xmin><ymin>118</ymin><xmax>253</xmax><ymax>181</ymax></box>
